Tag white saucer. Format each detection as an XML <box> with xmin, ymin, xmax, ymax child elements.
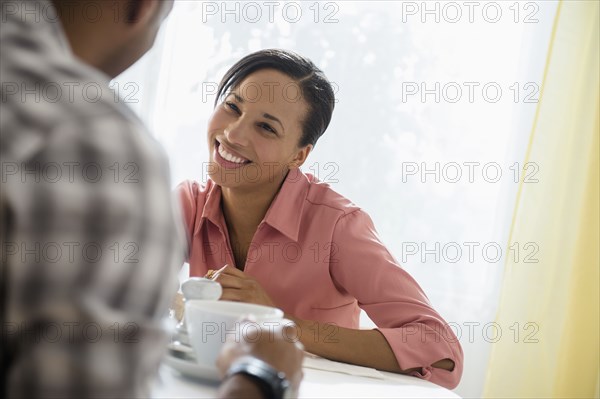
<box><xmin>164</xmin><ymin>353</ymin><xmax>221</xmax><ymax>382</ymax></box>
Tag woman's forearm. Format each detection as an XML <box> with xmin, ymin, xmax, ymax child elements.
<box><xmin>287</xmin><ymin>316</ymin><xmax>453</xmax><ymax>374</ymax></box>
<box><xmin>297</xmin><ymin>317</ymin><xmax>406</xmax><ymax>373</ymax></box>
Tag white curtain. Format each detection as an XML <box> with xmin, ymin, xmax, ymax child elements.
<box><xmin>114</xmin><ymin>2</ymin><xmax>558</xmax><ymax>396</ymax></box>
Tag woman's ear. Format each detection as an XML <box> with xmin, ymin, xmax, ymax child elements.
<box><xmin>289</xmin><ymin>144</ymin><xmax>313</xmax><ymax>169</ymax></box>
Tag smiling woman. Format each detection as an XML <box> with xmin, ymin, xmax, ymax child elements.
<box><xmin>175</xmin><ymin>49</ymin><xmax>463</xmax><ymax>389</ymax></box>
<box><xmin>208</xmin><ymin>69</ymin><xmax>312</xmax><ymax>192</ymax></box>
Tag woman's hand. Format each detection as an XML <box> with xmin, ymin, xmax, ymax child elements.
<box><xmin>211</xmin><ymin>265</ymin><xmax>277</xmax><ymax>307</ymax></box>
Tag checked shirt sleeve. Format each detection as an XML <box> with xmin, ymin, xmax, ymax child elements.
<box><xmin>2</xmin><ymin>115</ymin><xmax>184</xmax><ymax>398</ymax></box>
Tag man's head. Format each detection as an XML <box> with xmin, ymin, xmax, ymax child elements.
<box><xmin>52</xmin><ymin>0</ymin><xmax>174</xmax><ymax>78</ymax></box>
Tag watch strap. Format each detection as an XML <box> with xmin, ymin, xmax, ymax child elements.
<box><xmin>225</xmin><ymin>356</ymin><xmax>290</xmax><ymax>399</ymax></box>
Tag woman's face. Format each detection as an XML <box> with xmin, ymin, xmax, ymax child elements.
<box><xmin>207</xmin><ymin>69</ymin><xmax>312</xmax><ymax>191</ymax></box>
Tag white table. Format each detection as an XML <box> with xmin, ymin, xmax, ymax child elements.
<box><xmin>153</xmin><ymin>359</ymin><xmax>460</xmax><ymax>399</ymax></box>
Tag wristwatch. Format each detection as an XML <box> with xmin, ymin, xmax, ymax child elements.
<box><xmin>225</xmin><ymin>356</ymin><xmax>294</xmax><ymax>399</ymax></box>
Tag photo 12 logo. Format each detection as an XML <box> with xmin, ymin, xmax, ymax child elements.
<box><xmin>401</xmin><ymin>82</ymin><xmax>540</xmax><ymax>104</ymax></box>
<box><xmin>2</xmin><ymin>240</ymin><xmax>140</xmax><ymax>264</ymax></box>
<box><xmin>400</xmin><ymin>1</ymin><xmax>540</xmax><ymax>24</ymax></box>
<box><xmin>197</xmin><ymin>320</ymin><xmax>339</xmax><ymax>344</ymax></box>
<box><xmin>200</xmin><ymin>161</ymin><xmax>340</xmax><ymax>185</ymax></box>
<box><xmin>2</xmin><ymin>161</ymin><xmax>140</xmax><ymax>184</ymax></box>
<box><xmin>404</xmin><ymin>321</ymin><xmax>540</xmax><ymax>344</ymax></box>
<box><xmin>1</xmin><ymin>81</ymin><xmax>140</xmax><ymax>104</ymax></box>
<box><xmin>400</xmin><ymin>241</ymin><xmax>540</xmax><ymax>264</ymax></box>
<box><xmin>400</xmin><ymin>162</ymin><xmax>540</xmax><ymax>184</ymax></box>
<box><xmin>199</xmin><ymin>1</ymin><xmax>340</xmax><ymax>24</ymax></box>
<box><xmin>3</xmin><ymin>321</ymin><xmax>140</xmax><ymax>344</ymax></box>
<box><xmin>200</xmin><ymin>80</ymin><xmax>340</xmax><ymax>104</ymax></box>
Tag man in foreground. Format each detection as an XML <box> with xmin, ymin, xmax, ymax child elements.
<box><xmin>1</xmin><ymin>1</ymin><xmax>303</xmax><ymax>397</ymax></box>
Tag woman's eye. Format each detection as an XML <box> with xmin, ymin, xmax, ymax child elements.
<box><xmin>225</xmin><ymin>101</ymin><xmax>240</xmax><ymax>114</ymax></box>
<box><xmin>259</xmin><ymin>123</ymin><xmax>277</xmax><ymax>134</ymax></box>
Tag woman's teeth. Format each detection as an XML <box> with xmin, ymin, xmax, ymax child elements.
<box><xmin>218</xmin><ymin>143</ymin><xmax>249</xmax><ymax>164</ymax></box>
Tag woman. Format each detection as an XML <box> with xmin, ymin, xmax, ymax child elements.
<box><xmin>177</xmin><ymin>49</ymin><xmax>463</xmax><ymax>389</ymax></box>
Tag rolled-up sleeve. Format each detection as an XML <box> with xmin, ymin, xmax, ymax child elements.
<box><xmin>329</xmin><ymin>210</ymin><xmax>463</xmax><ymax>389</ymax></box>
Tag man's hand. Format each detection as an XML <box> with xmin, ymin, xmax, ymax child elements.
<box><xmin>216</xmin><ymin>321</ymin><xmax>304</xmax><ymax>394</ymax></box>
<box><xmin>211</xmin><ymin>265</ymin><xmax>277</xmax><ymax>307</ymax></box>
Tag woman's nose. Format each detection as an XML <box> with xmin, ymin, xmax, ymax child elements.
<box><xmin>224</xmin><ymin>118</ymin><xmax>250</xmax><ymax>146</ymax></box>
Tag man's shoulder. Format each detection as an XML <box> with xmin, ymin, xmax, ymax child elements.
<box><xmin>2</xmin><ymin>100</ymin><xmax>163</xmax><ymax>171</ymax></box>
<box><xmin>0</xmin><ymin>23</ymin><xmax>157</xmax><ymax>164</ymax></box>
<box><xmin>2</xmin><ymin>78</ymin><xmax>162</xmax><ymax>167</ymax></box>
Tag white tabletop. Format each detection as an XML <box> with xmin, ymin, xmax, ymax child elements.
<box><xmin>153</xmin><ymin>358</ymin><xmax>460</xmax><ymax>399</ymax></box>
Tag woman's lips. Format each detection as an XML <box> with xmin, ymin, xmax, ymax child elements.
<box><xmin>214</xmin><ymin>141</ymin><xmax>251</xmax><ymax>170</ymax></box>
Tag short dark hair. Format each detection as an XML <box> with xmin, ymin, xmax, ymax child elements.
<box><xmin>215</xmin><ymin>49</ymin><xmax>335</xmax><ymax>148</ymax></box>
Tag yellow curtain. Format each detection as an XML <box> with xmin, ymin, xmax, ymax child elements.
<box><xmin>483</xmin><ymin>1</ymin><xmax>599</xmax><ymax>398</ymax></box>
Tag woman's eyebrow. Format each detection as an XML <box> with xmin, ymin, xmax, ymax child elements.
<box><xmin>231</xmin><ymin>93</ymin><xmax>244</xmax><ymax>102</ymax></box>
<box><xmin>263</xmin><ymin>113</ymin><xmax>285</xmax><ymax>133</ymax></box>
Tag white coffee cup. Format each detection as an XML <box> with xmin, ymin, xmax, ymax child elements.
<box><xmin>185</xmin><ymin>300</ymin><xmax>284</xmax><ymax>368</ymax></box>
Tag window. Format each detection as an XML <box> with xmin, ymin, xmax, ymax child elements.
<box><xmin>113</xmin><ymin>2</ymin><xmax>558</xmax><ymax>395</ymax></box>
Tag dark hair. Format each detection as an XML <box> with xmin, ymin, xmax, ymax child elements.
<box><xmin>215</xmin><ymin>49</ymin><xmax>335</xmax><ymax>148</ymax></box>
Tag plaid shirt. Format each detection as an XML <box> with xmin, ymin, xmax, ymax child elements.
<box><xmin>1</xmin><ymin>1</ymin><xmax>184</xmax><ymax>397</ymax></box>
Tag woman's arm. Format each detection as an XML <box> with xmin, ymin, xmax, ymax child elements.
<box><xmin>213</xmin><ymin>266</ymin><xmax>456</xmax><ymax>375</ymax></box>
<box><xmin>286</xmin><ymin>315</ymin><xmax>454</xmax><ymax>374</ymax></box>
<box><xmin>323</xmin><ymin>209</ymin><xmax>463</xmax><ymax>388</ymax></box>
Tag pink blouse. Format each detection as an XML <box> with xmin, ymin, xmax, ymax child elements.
<box><xmin>177</xmin><ymin>168</ymin><xmax>463</xmax><ymax>389</ymax></box>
